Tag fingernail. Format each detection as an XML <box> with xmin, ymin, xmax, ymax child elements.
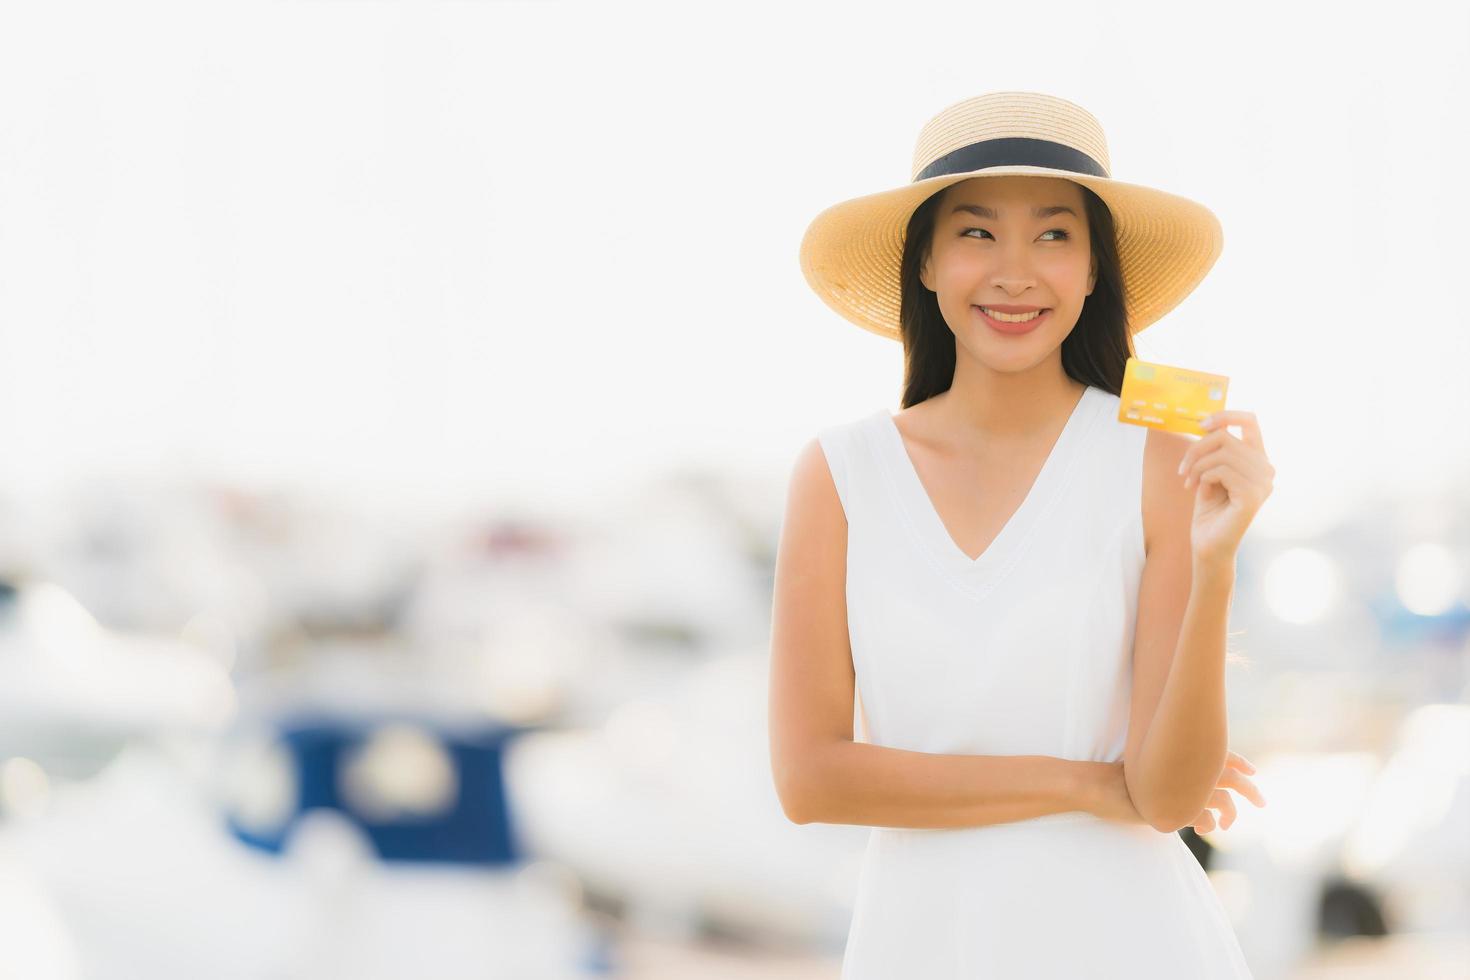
<box><xmin>1177</xmin><ymin>460</ymin><xmax>1186</xmax><ymax>475</ymax></box>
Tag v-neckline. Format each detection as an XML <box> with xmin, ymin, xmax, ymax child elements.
<box><xmin>872</xmin><ymin>385</ymin><xmax>1099</xmax><ymax>593</ymax></box>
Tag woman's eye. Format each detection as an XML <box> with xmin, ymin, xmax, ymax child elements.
<box><xmin>961</xmin><ymin>228</ymin><xmax>1071</xmax><ymax>241</ymax></box>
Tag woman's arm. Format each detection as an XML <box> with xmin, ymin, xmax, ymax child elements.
<box><xmin>784</xmin><ymin>740</ymin><xmax>1107</xmax><ymax>828</ymax></box>
<box><xmin>768</xmin><ymin>436</ymin><xmax>1110</xmax><ymax>829</ymax></box>
<box><xmin>1129</xmin><ymin>410</ymin><xmax>1276</xmax><ymax>832</ymax></box>
<box><xmin>1123</xmin><ymin>429</ymin><xmax>1234</xmax><ymax>832</ymax></box>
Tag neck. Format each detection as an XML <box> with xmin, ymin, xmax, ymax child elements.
<box><xmin>937</xmin><ymin>357</ymin><xmax>1087</xmax><ymax>442</ymax></box>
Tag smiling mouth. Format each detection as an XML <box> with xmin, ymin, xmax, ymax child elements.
<box><xmin>972</xmin><ymin>306</ymin><xmax>1053</xmax><ymax>334</ymax></box>
<box><xmin>975</xmin><ymin>306</ymin><xmax>1050</xmax><ymax>323</ymax></box>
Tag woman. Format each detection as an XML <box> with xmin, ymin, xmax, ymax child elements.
<box><xmin>768</xmin><ymin>92</ymin><xmax>1274</xmax><ymax>977</ymax></box>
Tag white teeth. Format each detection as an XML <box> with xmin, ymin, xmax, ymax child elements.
<box><xmin>980</xmin><ymin>307</ymin><xmax>1045</xmax><ymax>323</ymax></box>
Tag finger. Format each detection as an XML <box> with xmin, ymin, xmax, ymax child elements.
<box><xmin>1211</xmin><ymin>788</ymin><xmax>1238</xmax><ymax>829</ymax></box>
<box><xmin>1176</xmin><ymin>428</ymin><xmax>1233</xmax><ymax>476</ymax></box>
<box><xmin>1223</xmin><ymin>752</ymin><xmax>1248</xmax><ymax>772</ymax></box>
<box><xmin>1189</xmin><ymin>460</ymin><xmax>1272</xmax><ymax>500</ymax></box>
<box><xmin>1193</xmin><ymin>809</ymin><xmax>1217</xmax><ymax>834</ymax></box>
<box><xmin>1197</xmin><ymin>465</ymin><xmax>1275</xmax><ymax>513</ymax></box>
<box><xmin>1201</xmin><ymin>410</ymin><xmax>1265</xmax><ymax>454</ymax></box>
<box><xmin>1218</xmin><ymin>769</ymin><xmax>1267</xmax><ymax>807</ymax></box>
<box><xmin>1184</xmin><ymin>444</ymin><xmax>1273</xmax><ymax>490</ymax></box>
<box><xmin>1195</xmin><ymin>463</ymin><xmax>1262</xmax><ymax>504</ymax></box>
<box><xmin>1224</xmin><ymin>751</ymin><xmax>1256</xmax><ymax>775</ymax></box>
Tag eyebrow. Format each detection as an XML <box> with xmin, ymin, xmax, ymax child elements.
<box><xmin>950</xmin><ymin>204</ymin><xmax>1079</xmax><ymax>220</ymax></box>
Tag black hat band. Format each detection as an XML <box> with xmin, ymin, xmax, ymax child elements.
<box><xmin>914</xmin><ymin>136</ymin><xmax>1109</xmax><ymax>183</ymax></box>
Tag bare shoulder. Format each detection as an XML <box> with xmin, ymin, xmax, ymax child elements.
<box><xmin>1141</xmin><ymin>427</ymin><xmax>1195</xmax><ymax>557</ymax></box>
<box><xmin>786</xmin><ymin>435</ymin><xmax>845</xmax><ymax>526</ymax></box>
<box><xmin>774</xmin><ymin>434</ymin><xmax>849</xmax><ymax>606</ymax></box>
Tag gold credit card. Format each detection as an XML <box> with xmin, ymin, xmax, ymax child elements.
<box><xmin>1117</xmin><ymin>356</ymin><xmax>1229</xmax><ymax>436</ymax></box>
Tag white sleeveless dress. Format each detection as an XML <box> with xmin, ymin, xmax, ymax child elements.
<box><xmin>817</xmin><ymin>384</ymin><xmax>1254</xmax><ymax>979</ymax></box>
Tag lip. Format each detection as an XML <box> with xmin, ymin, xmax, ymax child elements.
<box><xmin>973</xmin><ymin>305</ymin><xmax>1052</xmax><ymax>335</ymax></box>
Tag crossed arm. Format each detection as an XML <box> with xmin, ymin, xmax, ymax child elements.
<box><xmin>769</xmin><ymin>430</ymin><xmax>1255</xmax><ymax>834</ymax></box>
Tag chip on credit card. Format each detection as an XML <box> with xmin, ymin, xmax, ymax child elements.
<box><xmin>1117</xmin><ymin>356</ymin><xmax>1229</xmax><ymax>437</ymax></box>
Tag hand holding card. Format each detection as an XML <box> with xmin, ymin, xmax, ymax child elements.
<box><xmin>1116</xmin><ymin>357</ymin><xmax>1277</xmax><ymax>568</ymax></box>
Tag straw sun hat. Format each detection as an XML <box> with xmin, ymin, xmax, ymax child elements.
<box><xmin>798</xmin><ymin>91</ymin><xmax>1223</xmax><ymax>342</ymax></box>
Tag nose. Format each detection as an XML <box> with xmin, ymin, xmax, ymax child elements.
<box><xmin>989</xmin><ymin>244</ymin><xmax>1039</xmax><ymax>292</ymax></box>
<box><xmin>990</xmin><ymin>274</ymin><xmax>1037</xmax><ymax>295</ymax></box>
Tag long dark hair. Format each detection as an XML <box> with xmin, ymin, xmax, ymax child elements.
<box><xmin>896</xmin><ymin>180</ymin><xmax>1131</xmax><ymax>409</ymax></box>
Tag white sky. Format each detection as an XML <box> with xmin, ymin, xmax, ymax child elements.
<box><xmin>1</xmin><ymin>0</ymin><xmax>1466</xmax><ymax>536</ymax></box>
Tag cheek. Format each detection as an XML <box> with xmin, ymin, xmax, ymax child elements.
<box><xmin>1038</xmin><ymin>248</ymin><xmax>1087</xmax><ymax>272</ymax></box>
<box><xmin>1061</xmin><ymin>250</ymin><xmax>1094</xmax><ymax>284</ymax></box>
<box><xmin>1036</xmin><ymin>254</ymin><xmax>1092</xmax><ymax>302</ymax></box>
<box><xmin>929</xmin><ymin>243</ymin><xmax>982</xmax><ymax>282</ymax></box>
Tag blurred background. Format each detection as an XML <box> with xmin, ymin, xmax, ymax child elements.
<box><xmin>1</xmin><ymin>0</ymin><xmax>1467</xmax><ymax>977</ymax></box>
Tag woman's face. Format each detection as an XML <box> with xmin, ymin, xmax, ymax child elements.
<box><xmin>920</xmin><ymin>175</ymin><xmax>1097</xmax><ymax>368</ymax></box>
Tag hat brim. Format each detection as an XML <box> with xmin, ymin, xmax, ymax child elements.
<box><xmin>798</xmin><ymin>165</ymin><xmax>1223</xmax><ymax>342</ymax></box>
